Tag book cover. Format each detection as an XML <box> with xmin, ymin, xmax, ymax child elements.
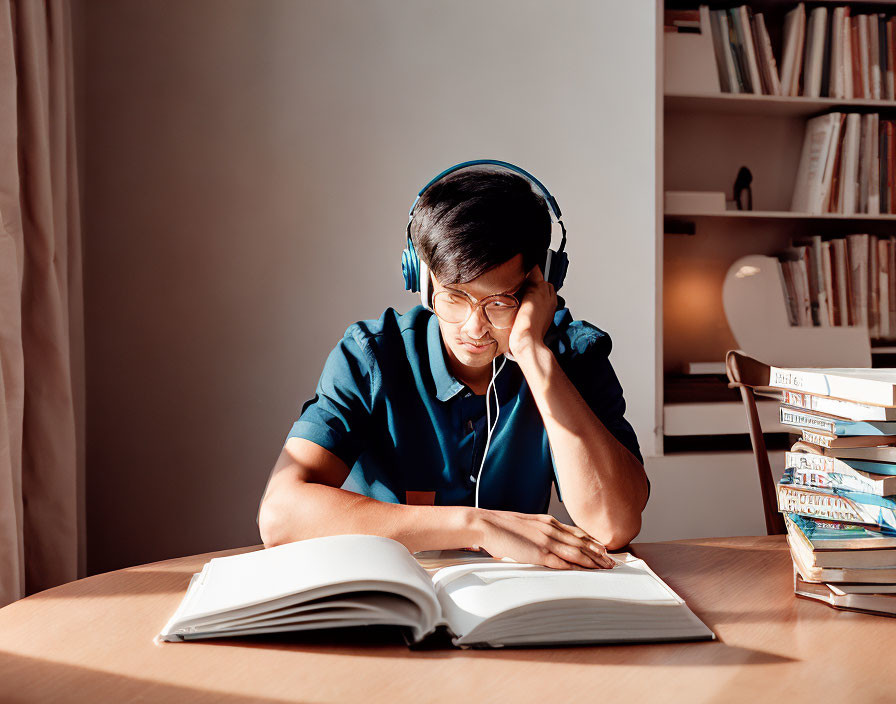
<box><xmin>792</xmin><ymin>113</ymin><xmax>840</xmax><ymax>213</ymax></box>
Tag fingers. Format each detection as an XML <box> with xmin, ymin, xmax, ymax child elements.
<box><xmin>546</xmin><ymin>540</ymin><xmax>614</xmax><ymax>569</ymax></box>
<box><xmin>534</xmin><ymin>515</ymin><xmax>614</xmax><ymax>569</ymax></box>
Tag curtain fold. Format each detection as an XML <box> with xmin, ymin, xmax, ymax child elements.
<box><xmin>0</xmin><ymin>0</ymin><xmax>83</xmax><ymax>607</ymax></box>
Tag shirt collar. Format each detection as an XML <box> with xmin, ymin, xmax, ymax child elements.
<box><xmin>426</xmin><ymin>312</ymin><xmax>467</xmax><ymax>402</ymax></box>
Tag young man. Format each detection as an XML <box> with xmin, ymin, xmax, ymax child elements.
<box><xmin>259</xmin><ymin>164</ymin><xmax>648</xmax><ymax>570</ymax></box>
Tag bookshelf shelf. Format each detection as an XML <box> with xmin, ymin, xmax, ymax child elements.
<box><xmin>666</xmin><ymin>91</ymin><xmax>896</xmax><ymax>117</ymax></box>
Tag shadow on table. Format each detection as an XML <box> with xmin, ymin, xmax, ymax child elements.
<box><xmin>195</xmin><ymin>626</ymin><xmax>795</xmax><ymax>666</ymax></box>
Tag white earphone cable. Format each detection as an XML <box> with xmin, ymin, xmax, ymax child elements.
<box><xmin>474</xmin><ymin>354</ymin><xmax>507</xmax><ymax>509</ymax></box>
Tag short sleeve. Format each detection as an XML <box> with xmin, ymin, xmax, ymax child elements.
<box><xmin>556</xmin><ymin>324</ymin><xmax>648</xmax><ymax>502</ymax></box>
<box><xmin>286</xmin><ymin>330</ymin><xmax>374</xmax><ymax>469</ymax></box>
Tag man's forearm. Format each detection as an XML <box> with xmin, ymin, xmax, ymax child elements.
<box><xmin>514</xmin><ymin>343</ymin><xmax>649</xmax><ymax>549</ymax></box>
<box><xmin>259</xmin><ymin>481</ymin><xmax>478</xmax><ymax>554</ymax></box>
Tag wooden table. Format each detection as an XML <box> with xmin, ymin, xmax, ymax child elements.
<box><xmin>0</xmin><ymin>536</ymin><xmax>894</xmax><ymax>703</ymax></box>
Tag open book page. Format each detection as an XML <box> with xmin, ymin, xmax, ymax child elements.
<box><xmin>414</xmin><ymin>552</ymin><xmax>712</xmax><ymax>647</ymax></box>
<box><xmin>159</xmin><ymin>535</ymin><xmax>441</xmax><ymax>642</ymax></box>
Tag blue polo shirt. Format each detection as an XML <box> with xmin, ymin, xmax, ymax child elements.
<box><xmin>286</xmin><ymin>305</ymin><xmax>642</xmax><ymax>514</ymax></box>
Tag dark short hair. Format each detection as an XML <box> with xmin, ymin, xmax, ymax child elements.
<box><xmin>409</xmin><ymin>167</ymin><xmax>551</xmax><ymax>284</ymax></box>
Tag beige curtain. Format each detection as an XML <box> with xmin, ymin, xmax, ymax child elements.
<box><xmin>0</xmin><ymin>0</ymin><xmax>83</xmax><ymax>607</ymax></box>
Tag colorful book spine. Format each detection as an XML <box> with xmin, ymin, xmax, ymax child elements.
<box><xmin>785</xmin><ymin>451</ymin><xmax>896</xmax><ymax>495</ymax></box>
<box><xmin>785</xmin><ymin>512</ymin><xmax>896</xmax><ymax>549</ymax></box>
<box><xmin>778</xmin><ymin>468</ymin><xmax>896</xmax><ymax>530</ymax></box>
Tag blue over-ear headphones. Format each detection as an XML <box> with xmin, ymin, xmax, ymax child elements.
<box><xmin>401</xmin><ymin>159</ymin><xmax>569</xmax><ymax>309</ymax></box>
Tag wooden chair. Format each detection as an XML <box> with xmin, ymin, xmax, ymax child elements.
<box><xmin>725</xmin><ymin>350</ymin><xmax>786</xmax><ymax>536</ymax></box>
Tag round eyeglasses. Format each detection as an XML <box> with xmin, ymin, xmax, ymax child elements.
<box><xmin>432</xmin><ymin>290</ymin><xmax>520</xmax><ymax>329</ymax></box>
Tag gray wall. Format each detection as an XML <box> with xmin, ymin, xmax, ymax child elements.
<box><xmin>80</xmin><ymin>0</ymin><xmax>657</xmax><ymax>573</ymax></box>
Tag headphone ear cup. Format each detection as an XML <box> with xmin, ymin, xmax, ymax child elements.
<box><xmin>544</xmin><ymin>249</ymin><xmax>569</xmax><ymax>291</ymax></box>
<box><xmin>402</xmin><ymin>242</ymin><xmax>420</xmax><ymax>293</ymax></box>
<box><xmin>419</xmin><ymin>259</ymin><xmax>432</xmax><ymax>310</ymax></box>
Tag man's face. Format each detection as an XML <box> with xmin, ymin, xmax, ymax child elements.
<box><xmin>430</xmin><ymin>254</ymin><xmax>528</xmax><ymax>371</ymax></box>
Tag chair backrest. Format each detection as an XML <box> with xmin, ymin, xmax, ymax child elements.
<box><xmin>725</xmin><ymin>350</ymin><xmax>786</xmax><ymax>536</ymax></box>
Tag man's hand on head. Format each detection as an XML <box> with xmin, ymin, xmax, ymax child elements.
<box><xmin>508</xmin><ymin>266</ymin><xmax>558</xmax><ymax>359</ymax></box>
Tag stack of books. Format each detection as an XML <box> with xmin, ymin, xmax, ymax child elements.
<box><xmin>770</xmin><ymin>364</ymin><xmax>896</xmax><ymax>616</ymax></box>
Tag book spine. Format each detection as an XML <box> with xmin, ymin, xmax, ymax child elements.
<box><xmin>782</xmin><ymin>388</ymin><xmax>890</xmax><ymax>420</ymax></box>
<box><xmin>726</xmin><ymin>9</ymin><xmax>749</xmax><ymax>92</ymax></box>
<box><xmin>771</xmin><ymin>365</ymin><xmax>895</xmax><ymax>406</ymax></box>
<box><xmin>777</xmin><ymin>483</ymin><xmax>896</xmax><ymax>530</ymax></box>
<box><xmin>708</xmin><ymin>10</ymin><xmax>731</xmax><ymax>93</ymax></box>
<box><xmin>889</xmin><ymin>237</ymin><xmax>896</xmax><ymax>337</ymax></box>
<box><xmin>871</xmin><ymin>13</ymin><xmax>882</xmax><ymax>100</ymax></box>
<box><xmin>801</xmin><ymin>429</ymin><xmax>836</xmax><ymax>448</ymax></box>
<box><xmin>785</xmin><ymin>451</ymin><xmax>888</xmax><ymax>495</ymax></box>
<box><xmin>888</xmin><ymin>18</ymin><xmax>896</xmax><ymax>100</ymax></box>
<box><xmin>780</xmin><ymin>407</ymin><xmax>835</xmax><ymax>433</ymax></box>
<box><xmin>869</xmin><ymin>114</ymin><xmax>880</xmax><ymax>215</ymax></box>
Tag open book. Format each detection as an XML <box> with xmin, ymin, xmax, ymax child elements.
<box><xmin>158</xmin><ymin>535</ymin><xmax>714</xmax><ymax>648</ymax></box>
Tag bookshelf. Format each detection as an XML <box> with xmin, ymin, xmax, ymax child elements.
<box><xmin>659</xmin><ymin>0</ymin><xmax>896</xmax><ymax>447</ymax></box>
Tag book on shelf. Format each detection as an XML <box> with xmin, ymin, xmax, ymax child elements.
<box><xmin>794</xmin><ymin>569</ymin><xmax>896</xmax><ymax>615</ymax></box>
<box><xmin>785</xmin><ymin>449</ymin><xmax>896</xmax><ymax>496</ymax></box>
<box><xmin>157</xmin><ymin>534</ymin><xmax>714</xmax><ymax>648</ymax></box>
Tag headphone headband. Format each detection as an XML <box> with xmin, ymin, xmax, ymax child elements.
<box><xmin>402</xmin><ymin>159</ymin><xmax>569</xmax><ymax>297</ymax></box>
<box><xmin>408</xmin><ymin>159</ymin><xmax>563</xmax><ymax>222</ymax></box>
